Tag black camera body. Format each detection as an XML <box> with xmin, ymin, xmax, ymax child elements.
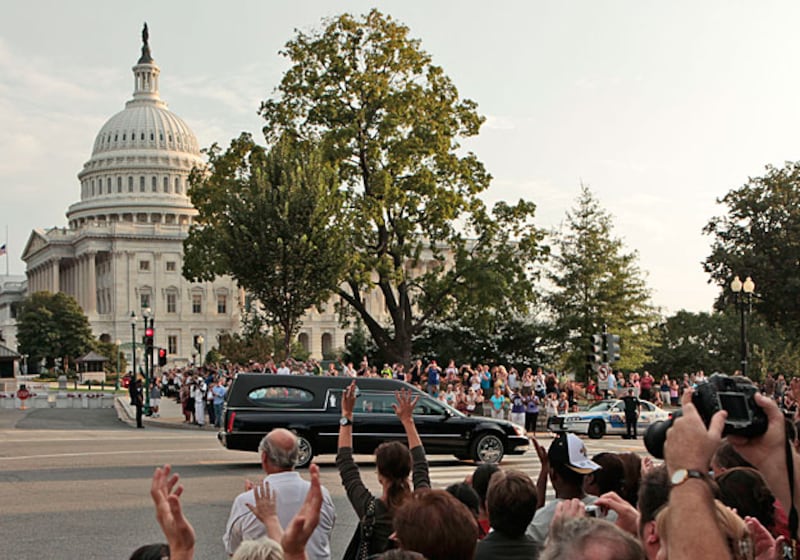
<box><xmin>644</xmin><ymin>373</ymin><xmax>768</xmax><ymax>459</ymax></box>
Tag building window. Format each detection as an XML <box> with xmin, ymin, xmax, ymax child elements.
<box><xmin>139</xmin><ymin>260</ymin><xmax>150</xmax><ymax>271</ymax></box>
<box><xmin>140</xmin><ymin>293</ymin><xmax>151</xmax><ymax>310</ymax></box>
<box><xmin>128</xmin><ymin>176</ymin><xmax>133</xmax><ymax>192</ymax></box>
<box><xmin>90</xmin><ymin>180</ymin><xmax>95</xmax><ymax>196</ymax></box>
<box><xmin>166</xmin><ymin>261</ymin><xmax>176</xmax><ymax>272</ymax></box>
<box><xmin>163</xmin><ymin>177</ymin><xmax>169</xmax><ymax>193</ymax></box>
<box><xmin>166</xmin><ymin>293</ymin><xmax>177</xmax><ymax>313</ymax></box>
<box><xmin>192</xmin><ymin>294</ymin><xmax>202</xmax><ymax>314</ymax></box>
<box><xmin>107</xmin><ymin>178</ymin><xmax>112</xmax><ymax>194</ymax></box>
<box><xmin>151</xmin><ymin>176</ymin><xmax>157</xmax><ymax>192</ymax></box>
<box><xmin>117</xmin><ymin>177</ymin><xmax>122</xmax><ymax>192</ymax></box>
<box><xmin>174</xmin><ymin>177</ymin><xmax>181</xmax><ymax>194</ymax></box>
<box><xmin>217</xmin><ymin>294</ymin><xmax>227</xmax><ymax>314</ymax></box>
<box><xmin>167</xmin><ymin>335</ymin><xmax>177</xmax><ymax>354</ymax></box>
<box><xmin>140</xmin><ymin>176</ymin><xmax>145</xmax><ymax>192</ymax></box>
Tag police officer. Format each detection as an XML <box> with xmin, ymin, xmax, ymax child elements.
<box><xmin>621</xmin><ymin>388</ymin><xmax>640</xmax><ymax>439</ymax></box>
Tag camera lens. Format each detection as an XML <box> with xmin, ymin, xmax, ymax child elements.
<box><xmin>643</xmin><ymin>411</ymin><xmax>680</xmax><ymax>459</ymax></box>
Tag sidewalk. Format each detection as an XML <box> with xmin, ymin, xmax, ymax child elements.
<box><xmin>116</xmin><ymin>394</ymin><xmax>219</xmax><ymax>431</ymax></box>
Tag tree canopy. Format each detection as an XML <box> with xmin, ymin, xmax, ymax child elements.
<box><xmin>546</xmin><ymin>185</ymin><xmax>659</xmax><ymax>375</ymax></box>
<box><xmin>16</xmin><ymin>291</ymin><xmax>94</xmax><ymax>372</ymax></box>
<box><xmin>704</xmin><ymin>161</ymin><xmax>800</xmax><ymax>335</ymax></box>
<box><xmin>260</xmin><ymin>9</ymin><xmax>546</xmax><ymax>364</ymax></box>
<box><xmin>184</xmin><ymin>134</ymin><xmax>349</xmax><ymax>357</ymax></box>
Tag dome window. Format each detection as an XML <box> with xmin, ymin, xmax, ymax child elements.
<box><xmin>160</xmin><ymin>133</ymin><xmax>164</xmax><ymax>142</ymax></box>
<box><xmin>140</xmin><ymin>176</ymin><xmax>145</xmax><ymax>192</ymax></box>
<box><xmin>150</xmin><ymin>132</ymin><xmax>154</xmax><ymax>141</ymax></box>
<box><xmin>107</xmin><ymin>178</ymin><xmax>112</xmax><ymax>194</ymax></box>
<box><xmin>140</xmin><ymin>132</ymin><xmax>145</xmax><ymax>140</ymax></box>
<box><xmin>151</xmin><ymin>176</ymin><xmax>157</xmax><ymax>192</ymax></box>
<box><xmin>122</xmin><ymin>133</ymin><xmax>126</xmax><ymax>141</ymax></box>
<box><xmin>114</xmin><ymin>134</ymin><xmax>118</xmax><ymax>141</ymax></box>
<box><xmin>117</xmin><ymin>177</ymin><xmax>122</xmax><ymax>193</ymax></box>
<box><xmin>163</xmin><ymin>177</ymin><xmax>169</xmax><ymax>193</ymax></box>
<box><xmin>128</xmin><ymin>176</ymin><xmax>133</xmax><ymax>192</ymax></box>
<box><xmin>168</xmin><ymin>134</ymin><xmax>173</xmax><ymax>142</ymax></box>
<box><xmin>175</xmin><ymin>177</ymin><xmax>181</xmax><ymax>194</ymax></box>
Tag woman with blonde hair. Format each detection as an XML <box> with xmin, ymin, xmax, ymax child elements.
<box><xmin>655</xmin><ymin>499</ymin><xmax>753</xmax><ymax>560</ymax></box>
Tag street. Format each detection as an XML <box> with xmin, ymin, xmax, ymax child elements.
<box><xmin>0</xmin><ymin>407</ymin><xmax>649</xmax><ymax>560</ymax></box>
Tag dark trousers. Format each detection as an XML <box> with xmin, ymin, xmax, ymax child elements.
<box><xmin>625</xmin><ymin>412</ymin><xmax>637</xmax><ymax>438</ymax></box>
<box><xmin>525</xmin><ymin>412</ymin><xmax>539</xmax><ymax>432</ymax></box>
<box><xmin>135</xmin><ymin>403</ymin><xmax>144</xmax><ymax>428</ymax></box>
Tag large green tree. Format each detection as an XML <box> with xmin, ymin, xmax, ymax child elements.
<box><xmin>184</xmin><ymin>134</ymin><xmax>349</xmax><ymax>357</ymax></box>
<box><xmin>546</xmin><ymin>185</ymin><xmax>659</xmax><ymax>375</ymax></box>
<box><xmin>16</xmin><ymin>291</ymin><xmax>94</xmax><ymax>372</ymax></box>
<box><xmin>704</xmin><ymin>161</ymin><xmax>800</xmax><ymax>336</ymax></box>
<box><xmin>260</xmin><ymin>9</ymin><xmax>545</xmax><ymax>364</ymax></box>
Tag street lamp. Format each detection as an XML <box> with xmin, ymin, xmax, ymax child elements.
<box><xmin>195</xmin><ymin>335</ymin><xmax>204</xmax><ymax>367</ymax></box>
<box><xmin>130</xmin><ymin>311</ymin><xmax>137</xmax><ymax>404</ymax></box>
<box><xmin>115</xmin><ymin>339</ymin><xmax>121</xmax><ymax>391</ymax></box>
<box><xmin>730</xmin><ymin>275</ymin><xmax>755</xmax><ymax>378</ymax></box>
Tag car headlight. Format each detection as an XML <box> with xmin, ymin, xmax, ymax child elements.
<box><xmin>512</xmin><ymin>423</ymin><xmax>526</xmax><ymax>437</ymax></box>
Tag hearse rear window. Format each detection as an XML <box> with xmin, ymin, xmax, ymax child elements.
<box><xmin>248</xmin><ymin>386</ymin><xmax>314</xmax><ymax>406</ymax></box>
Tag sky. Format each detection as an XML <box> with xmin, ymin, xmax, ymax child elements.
<box><xmin>1</xmin><ymin>0</ymin><xmax>798</xmax><ymax>315</ymax></box>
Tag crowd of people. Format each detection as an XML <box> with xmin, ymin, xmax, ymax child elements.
<box><xmin>130</xmin><ymin>365</ymin><xmax>800</xmax><ymax>560</ymax></box>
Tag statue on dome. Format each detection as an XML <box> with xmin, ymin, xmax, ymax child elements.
<box><xmin>138</xmin><ymin>23</ymin><xmax>153</xmax><ymax>64</ymax></box>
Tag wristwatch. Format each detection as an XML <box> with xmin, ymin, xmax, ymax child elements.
<box><xmin>670</xmin><ymin>468</ymin><xmax>707</xmax><ymax>487</ymax></box>
<box><xmin>339</xmin><ymin>416</ymin><xmax>353</xmax><ymax>427</ymax></box>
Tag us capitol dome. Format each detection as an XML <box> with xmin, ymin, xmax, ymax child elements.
<box><xmin>20</xmin><ymin>25</ymin><xmax>239</xmax><ymax>368</ymax></box>
<box><xmin>67</xmin><ymin>24</ymin><xmax>201</xmax><ymax>228</ymax></box>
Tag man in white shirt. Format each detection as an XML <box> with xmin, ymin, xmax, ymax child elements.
<box><xmin>223</xmin><ymin>428</ymin><xmax>335</xmax><ymax>558</ymax></box>
<box><xmin>276</xmin><ymin>361</ymin><xmax>292</xmax><ymax>376</ymax></box>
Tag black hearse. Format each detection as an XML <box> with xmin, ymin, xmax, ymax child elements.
<box><xmin>218</xmin><ymin>374</ymin><xmax>530</xmax><ymax>467</ymax></box>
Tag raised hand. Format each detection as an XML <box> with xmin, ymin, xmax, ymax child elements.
<box><xmin>342</xmin><ymin>381</ymin><xmax>357</xmax><ymax>418</ymax></box>
<box><xmin>393</xmin><ymin>389</ymin><xmax>420</xmax><ymax>424</ymax></box>
<box><xmin>150</xmin><ymin>464</ymin><xmax>195</xmax><ymax>560</ymax></box>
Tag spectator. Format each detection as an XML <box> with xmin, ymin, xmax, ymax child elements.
<box><xmin>583</xmin><ymin>452</ymin><xmax>625</xmax><ymax>497</ymax></box>
<box><xmin>445</xmin><ymin>482</ymin><xmax>483</xmax><ymax>538</ymax></box>
<box><xmin>223</xmin><ymin>429</ymin><xmax>335</xmax><ymax>558</ymax></box>
<box><xmin>510</xmin><ymin>390</ymin><xmax>526</xmax><ymax>427</ymax></box>
<box><xmin>393</xmin><ymin>489</ymin><xmax>478</xmax><ymax>560</ymax></box>
<box><xmin>617</xmin><ymin>452</ymin><xmax>644</xmax><ymax>508</ymax></box>
<box><xmin>526</xmin><ymin>432</ymin><xmax>613</xmax><ymax>544</ymax></box>
<box><xmin>489</xmin><ymin>386</ymin><xmax>505</xmax><ymax>419</ymax></box>
<box><xmin>716</xmin><ymin>467</ymin><xmax>790</xmax><ymax>541</ymax></box>
<box><xmin>475</xmin><ymin>469</ymin><xmax>540</xmax><ymax>560</ymax></box>
<box><xmin>655</xmin><ymin>499</ymin><xmax>753</xmax><ymax>560</ymax></box>
<box><xmin>212</xmin><ymin>377</ymin><xmax>227</xmax><ymax>429</ymax></box>
<box><xmin>471</xmin><ymin>463</ymin><xmax>500</xmax><ymax>538</ymax></box>
<box><xmin>337</xmin><ymin>383</ymin><xmax>430</xmax><ymax>557</ymax></box>
<box><xmin>150</xmin><ymin>381</ymin><xmax>161</xmax><ymax>418</ymax></box>
<box><xmin>525</xmin><ymin>392</ymin><xmax>540</xmax><ymax>435</ymax></box>
<box><xmin>540</xmin><ymin>516</ymin><xmax>644</xmax><ymax>560</ymax></box>
<box><xmin>635</xmin><ymin>465</ymin><xmax>670</xmax><ymax>560</ymax></box>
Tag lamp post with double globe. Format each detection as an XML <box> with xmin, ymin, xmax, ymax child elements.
<box><xmin>730</xmin><ymin>275</ymin><xmax>755</xmax><ymax>378</ymax></box>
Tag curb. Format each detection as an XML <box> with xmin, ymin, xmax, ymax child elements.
<box><xmin>114</xmin><ymin>396</ymin><xmax>218</xmax><ymax>431</ymax></box>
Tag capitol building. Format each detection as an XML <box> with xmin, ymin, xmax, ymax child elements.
<box><xmin>0</xmin><ymin>27</ymin><xmax>369</xmax><ymax>368</ymax></box>
<box><xmin>16</xmin><ymin>29</ymin><xmax>241</xmax><ymax>367</ymax></box>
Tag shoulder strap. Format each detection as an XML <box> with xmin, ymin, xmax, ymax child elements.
<box><xmin>357</xmin><ymin>497</ymin><xmax>377</xmax><ymax>559</ymax></box>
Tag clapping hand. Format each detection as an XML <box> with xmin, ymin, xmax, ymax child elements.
<box><xmin>246</xmin><ymin>478</ymin><xmax>283</xmax><ymax>542</ymax></box>
<box><xmin>393</xmin><ymin>389</ymin><xmax>420</xmax><ymax>424</ymax></box>
<box><xmin>150</xmin><ymin>464</ymin><xmax>195</xmax><ymax>560</ymax></box>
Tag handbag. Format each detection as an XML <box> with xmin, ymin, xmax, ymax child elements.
<box><xmin>342</xmin><ymin>497</ymin><xmax>377</xmax><ymax>560</ymax></box>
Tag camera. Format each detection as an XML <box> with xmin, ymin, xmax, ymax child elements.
<box><xmin>644</xmin><ymin>373</ymin><xmax>768</xmax><ymax>459</ymax></box>
<box><xmin>584</xmin><ymin>505</ymin><xmax>599</xmax><ymax>518</ymax></box>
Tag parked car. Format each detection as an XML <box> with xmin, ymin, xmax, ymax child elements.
<box><xmin>218</xmin><ymin>374</ymin><xmax>530</xmax><ymax>467</ymax></box>
<box><xmin>547</xmin><ymin>399</ymin><xmax>671</xmax><ymax>439</ymax></box>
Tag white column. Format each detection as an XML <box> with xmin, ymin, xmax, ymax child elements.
<box><xmin>52</xmin><ymin>260</ymin><xmax>60</xmax><ymax>293</ymax></box>
<box><xmin>87</xmin><ymin>252</ymin><xmax>97</xmax><ymax>314</ymax></box>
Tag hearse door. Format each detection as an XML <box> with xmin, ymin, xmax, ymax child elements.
<box><xmin>413</xmin><ymin>395</ymin><xmax>466</xmax><ymax>454</ymax></box>
<box><xmin>352</xmin><ymin>391</ymin><xmax>406</xmax><ymax>453</ymax></box>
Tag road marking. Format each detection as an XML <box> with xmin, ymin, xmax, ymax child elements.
<box><xmin>0</xmin><ymin>447</ymin><xmax>221</xmax><ymax>461</ymax></box>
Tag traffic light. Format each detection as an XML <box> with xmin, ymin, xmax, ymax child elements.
<box><xmin>587</xmin><ymin>334</ymin><xmax>603</xmax><ymax>367</ymax></box>
<box><xmin>144</xmin><ymin>327</ymin><xmax>154</xmax><ymax>352</ymax></box>
<box><xmin>605</xmin><ymin>333</ymin><xmax>621</xmax><ymax>363</ymax></box>
<box><xmin>158</xmin><ymin>348</ymin><xmax>167</xmax><ymax>367</ymax></box>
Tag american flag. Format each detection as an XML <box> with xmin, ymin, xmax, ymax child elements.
<box><xmin>0</xmin><ymin>244</ymin><xmax>6</xmax><ymax>256</ymax></box>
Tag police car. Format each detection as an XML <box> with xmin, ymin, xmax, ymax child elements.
<box><xmin>547</xmin><ymin>399</ymin><xmax>671</xmax><ymax>439</ymax></box>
